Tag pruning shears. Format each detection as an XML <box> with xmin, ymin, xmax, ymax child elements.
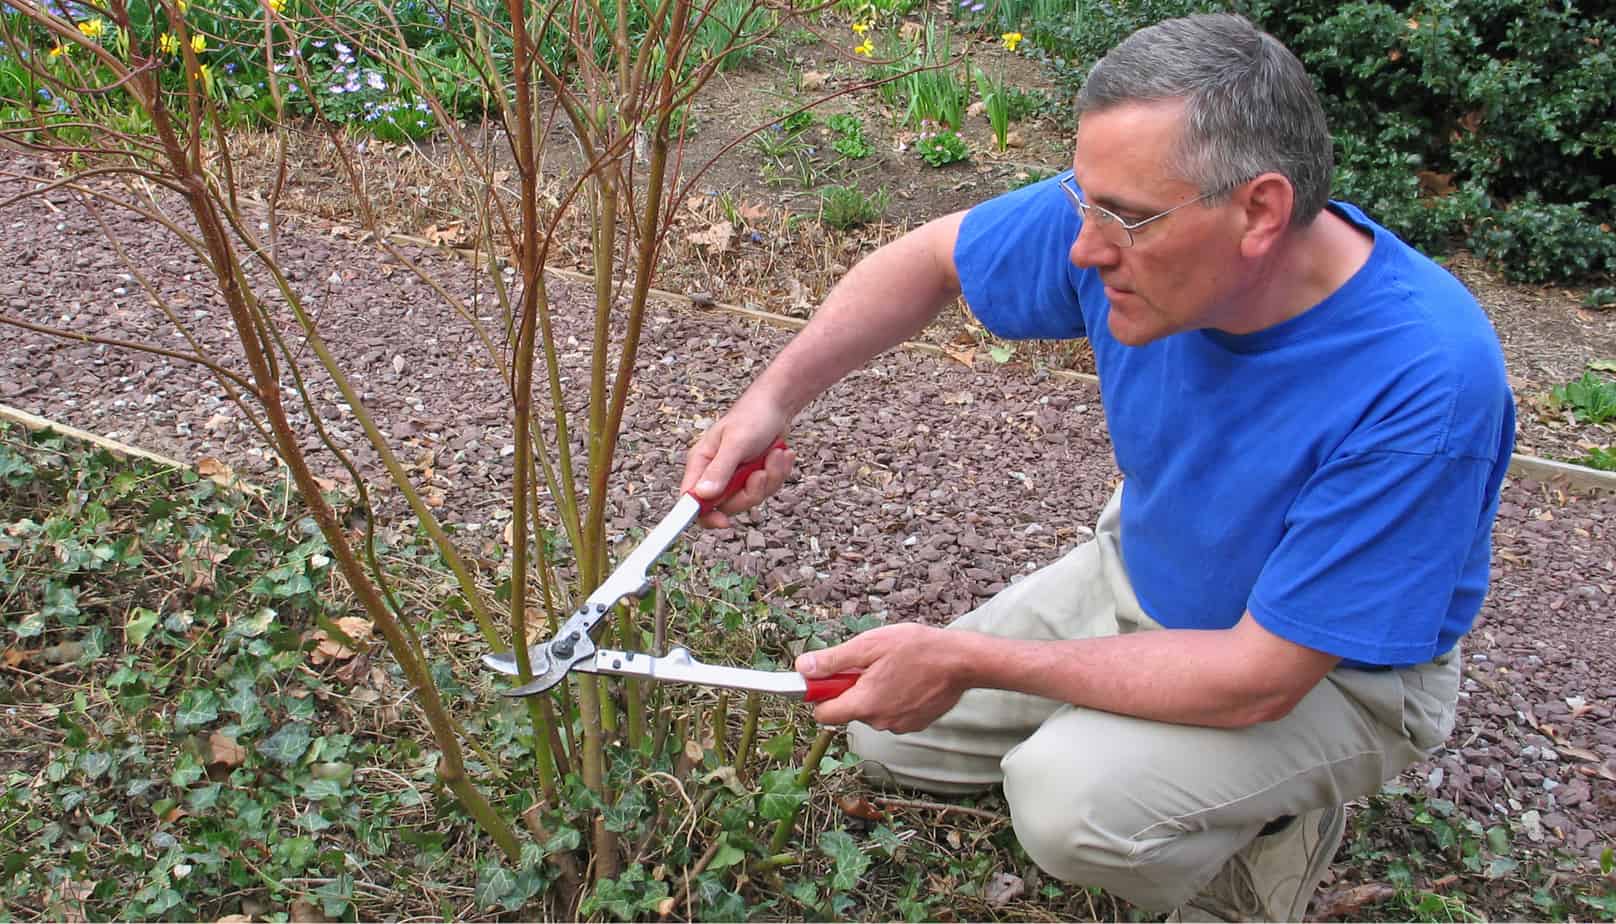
<box><xmin>481</xmin><ymin>440</ymin><xmax>859</xmax><ymax>703</ymax></box>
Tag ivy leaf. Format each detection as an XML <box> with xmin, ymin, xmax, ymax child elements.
<box><xmin>707</xmin><ymin>835</ymin><xmax>746</xmax><ymax>871</ymax></box>
<box><xmin>760</xmin><ymin>732</ymin><xmax>794</xmax><ymax>762</ymax></box>
<box><xmin>757</xmin><ymin>769</ymin><xmax>807</xmax><ymax>822</ymax></box>
<box><xmin>788</xmin><ymin>879</ymin><xmax>818</xmax><ymax>905</ymax></box>
<box><xmin>78</xmin><ymin>751</ymin><xmax>113</xmax><ymax>779</ymax></box>
<box><xmin>256</xmin><ymin>723</ymin><xmax>312</xmax><ymax>765</ymax></box>
<box><xmin>126</xmin><ymin>607</ymin><xmax>161</xmax><ymax>648</ymax></box>
<box><xmin>475</xmin><ymin>863</ymin><xmax>518</xmax><ymax>909</ymax></box>
<box><xmin>317</xmin><ymin>874</ymin><xmax>353</xmax><ymax>919</ymax></box>
<box><xmin>174</xmin><ymin>689</ymin><xmax>220</xmax><ymax>730</ymax></box>
<box><xmin>604</xmin><ymin>785</ymin><xmax>649</xmax><ymax>833</ymax></box>
<box><xmin>543</xmin><ymin>826</ymin><xmax>581</xmax><ymax>855</ymax></box>
<box><xmin>869</xmin><ymin>824</ymin><xmax>906</xmax><ymax>857</ymax></box>
<box><xmin>818</xmin><ymin>830</ymin><xmax>870</xmax><ymax>892</ymax></box>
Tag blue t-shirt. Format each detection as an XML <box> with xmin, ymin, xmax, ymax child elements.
<box><xmin>954</xmin><ymin>173</ymin><xmax>1516</xmax><ymax>667</ymax></box>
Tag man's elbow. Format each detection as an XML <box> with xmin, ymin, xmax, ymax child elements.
<box><xmin>1221</xmin><ymin>685</ymin><xmax>1313</xmax><ymax>727</ymax></box>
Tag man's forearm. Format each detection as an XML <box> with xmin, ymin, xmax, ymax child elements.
<box><xmin>739</xmin><ymin>212</ymin><xmax>966</xmax><ymax>419</ymax></box>
<box><xmin>956</xmin><ymin>617</ymin><xmax>1340</xmax><ymax>728</ymax></box>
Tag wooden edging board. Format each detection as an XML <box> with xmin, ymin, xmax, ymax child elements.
<box><xmin>6</xmin><ymin>266</ymin><xmax>1613</xmax><ymax>495</ymax></box>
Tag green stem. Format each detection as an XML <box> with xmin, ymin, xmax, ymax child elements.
<box><xmin>768</xmin><ymin>729</ymin><xmax>835</xmax><ymax>855</ymax></box>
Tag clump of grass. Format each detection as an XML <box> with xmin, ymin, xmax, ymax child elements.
<box><xmin>818</xmin><ymin>184</ymin><xmax>890</xmax><ymax>229</ymax></box>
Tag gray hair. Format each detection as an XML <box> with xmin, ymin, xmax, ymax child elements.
<box><xmin>1076</xmin><ymin>13</ymin><xmax>1333</xmax><ymax>225</ymax></box>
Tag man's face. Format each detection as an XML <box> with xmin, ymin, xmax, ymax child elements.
<box><xmin>1068</xmin><ymin>100</ymin><xmax>1245</xmax><ymax>346</ymax></box>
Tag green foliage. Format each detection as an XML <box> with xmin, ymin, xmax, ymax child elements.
<box><xmin>1026</xmin><ymin>0</ymin><xmax>1616</xmax><ymax>283</ymax></box>
<box><xmin>776</xmin><ymin>106</ymin><xmax>816</xmax><ymax>137</ymax></box>
<box><xmin>828</xmin><ymin>113</ymin><xmax>874</xmax><ymax>159</ymax></box>
<box><xmin>1250</xmin><ymin>0</ymin><xmax>1616</xmax><ymax>283</ymax></box>
<box><xmin>839</xmin><ymin>0</ymin><xmax>924</xmax><ymax>25</ymax></box>
<box><xmin>953</xmin><ymin>0</ymin><xmax>1073</xmax><ymax>36</ymax></box>
<box><xmin>1578</xmin><ymin>446</ymin><xmax>1616</xmax><ymax>472</ymax></box>
<box><xmin>1466</xmin><ymin>198</ymin><xmax>1616</xmax><ymax>284</ymax></box>
<box><xmin>1029</xmin><ymin>0</ymin><xmax>1221</xmax><ymax>112</ymax></box>
<box><xmin>1008</xmin><ymin>166</ymin><xmax>1056</xmax><ymax>190</ymax></box>
<box><xmin>754</xmin><ymin>110</ymin><xmax>823</xmax><ymax>188</ymax></box>
<box><xmin>974</xmin><ymin>65</ymin><xmax>1011</xmax><ymax>152</ymax></box>
<box><xmin>1551</xmin><ymin>371</ymin><xmax>1616</xmax><ymax>424</ymax></box>
<box><xmin>819</xmin><ymin>183</ymin><xmax>890</xmax><ymax>229</ymax></box>
<box><xmin>0</xmin><ymin>424</ymin><xmax>925</xmax><ymax>919</ymax></box>
<box><xmin>916</xmin><ymin>129</ymin><xmax>970</xmax><ymax>166</ymax></box>
<box><xmin>901</xmin><ymin>26</ymin><xmax>968</xmax><ymax>130</ymax></box>
<box><xmin>691</xmin><ymin>0</ymin><xmax>778</xmax><ymax>72</ymax></box>
<box><xmin>1585</xmin><ymin>288</ymin><xmax>1616</xmax><ymax>310</ymax></box>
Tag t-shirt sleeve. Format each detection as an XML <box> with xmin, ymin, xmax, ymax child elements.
<box><xmin>1247</xmin><ymin>448</ymin><xmax>1498</xmax><ymax>665</ymax></box>
<box><xmin>953</xmin><ymin>172</ymin><xmax>1088</xmax><ymax>340</ymax></box>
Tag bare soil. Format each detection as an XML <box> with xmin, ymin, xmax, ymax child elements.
<box><xmin>2</xmin><ymin>33</ymin><xmax>1615</xmax><ymax>919</ymax></box>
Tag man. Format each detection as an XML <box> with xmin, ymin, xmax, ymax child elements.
<box><xmin>680</xmin><ymin>13</ymin><xmax>1514</xmax><ymax>921</ymax></box>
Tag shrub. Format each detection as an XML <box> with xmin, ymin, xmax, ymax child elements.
<box><xmin>1025</xmin><ymin>0</ymin><xmax>1616</xmax><ymax>284</ymax></box>
<box><xmin>1467</xmin><ymin>199</ymin><xmax>1616</xmax><ymax>285</ymax></box>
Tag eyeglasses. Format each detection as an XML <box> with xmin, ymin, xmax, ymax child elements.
<box><xmin>1059</xmin><ymin>174</ymin><xmax>1215</xmax><ymax>248</ymax></box>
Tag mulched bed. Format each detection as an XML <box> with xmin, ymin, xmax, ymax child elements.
<box><xmin>2</xmin><ymin>150</ymin><xmax>1613</xmax><ymax>898</ymax></box>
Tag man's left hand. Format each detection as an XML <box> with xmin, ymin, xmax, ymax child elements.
<box><xmin>795</xmin><ymin>624</ymin><xmax>970</xmax><ymax>732</ymax></box>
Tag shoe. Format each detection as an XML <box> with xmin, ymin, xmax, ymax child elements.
<box><xmin>1171</xmin><ymin>804</ymin><xmax>1347</xmax><ymax>922</ymax></box>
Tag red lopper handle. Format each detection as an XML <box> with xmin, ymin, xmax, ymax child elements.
<box><xmin>803</xmin><ymin>672</ymin><xmax>860</xmax><ymax>703</ymax></box>
<box><xmin>694</xmin><ymin>439</ymin><xmax>788</xmax><ymax>515</ymax></box>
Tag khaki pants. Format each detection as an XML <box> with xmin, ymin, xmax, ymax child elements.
<box><xmin>849</xmin><ymin>488</ymin><xmax>1460</xmax><ymax>912</ymax></box>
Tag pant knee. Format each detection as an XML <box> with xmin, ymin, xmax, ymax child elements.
<box><xmin>1003</xmin><ymin>740</ymin><xmax>1204</xmax><ymax>912</ymax></box>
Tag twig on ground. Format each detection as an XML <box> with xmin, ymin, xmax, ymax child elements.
<box><xmin>872</xmin><ymin>795</ymin><xmax>1007</xmax><ymax>824</ymax></box>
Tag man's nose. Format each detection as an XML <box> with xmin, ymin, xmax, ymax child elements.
<box><xmin>1069</xmin><ymin>219</ymin><xmax>1117</xmax><ymax>270</ymax></box>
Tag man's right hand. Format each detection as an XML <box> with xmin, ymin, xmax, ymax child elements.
<box><xmin>681</xmin><ymin>413</ymin><xmax>795</xmax><ymax>528</ymax></box>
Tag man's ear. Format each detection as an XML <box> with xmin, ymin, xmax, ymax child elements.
<box><xmin>1236</xmin><ymin>173</ymin><xmax>1294</xmax><ymax>258</ymax></box>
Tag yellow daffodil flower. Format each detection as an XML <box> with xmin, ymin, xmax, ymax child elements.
<box><xmin>190</xmin><ymin>33</ymin><xmax>206</xmax><ymax>53</ymax></box>
<box><xmin>1001</xmin><ymin>31</ymin><xmax>1023</xmax><ymax>51</ymax></box>
<box><xmin>851</xmin><ymin>21</ymin><xmax>868</xmax><ymax>35</ymax></box>
<box><xmin>159</xmin><ymin>31</ymin><xmax>180</xmax><ymax>54</ymax></box>
<box><xmin>177</xmin><ymin>0</ymin><xmax>188</xmax><ymax>13</ymax></box>
<box><xmin>855</xmin><ymin>38</ymin><xmax>874</xmax><ymax>56</ymax></box>
<box><xmin>49</xmin><ymin>42</ymin><xmax>68</xmax><ymax>58</ymax></box>
<box><xmin>78</xmin><ymin>18</ymin><xmax>106</xmax><ymax>38</ymax></box>
<box><xmin>265</xmin><ymin>0</ymin><xmax>285</xmax><ymax>12</ymax></box>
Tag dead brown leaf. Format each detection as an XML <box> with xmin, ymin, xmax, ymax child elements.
<box><xmin>1312</xmin><ymin>882</ymin><xmax>1397</xmax><ymax>918</ymax></box>
<box><xmin>800</xmin><ymin>70</ymin><xmax>828</xmax><ymax>91</ymax></box>
<box><xmin>738</xmin><ymin>202</ymin><xmax>769</xmax><ymax>224</ymax></box>
<box><xmin>288</xmin><ymin>899</ymin><xmax>332</xmax><ymax>923</ymax></box>
<box><xmin>215</xmin><ymin>915</ymin><xmax>254</xmax><ymax>923</ymax></box>
<box><xmin>687</xmin><ymin>220</ymin><xmax>734</xmax><ymax>253</ymax></box>
<box><xmin>421</xmin><ymin>222</ymin><xmax>466</xmax><ymax>247</ymax></box>
<box><xmin>837</xmin><ymin>794</ymin><xmax>886</xmax><ymax>821</ymax></box>
<box><xmin>2</xmin><ymin>647</ymin><xmax>28</xmax><ymax>667</ymax></box>
<box><xmin>943</xmin><ymin>348</ymin><xmax>976</xmax><ymax>368</ymax></box>
<box><xmin>195</xmin><ymin>457</ymin><xmax>234</xmax><ymax>482</ymax></box>
<box><xmin>1417</xmin><ymin>170</ymin><xmax>1456</xmax><ymax>197</ymax></box>
<box><xmin>312</xmin><ymin>616</ymin><xmax>375</xmax><ymax>663</ymax></box>
<box><xmin>208</xmin><ymin>732</ymin><xmax>247</xmax><ymax>768</ymax></box>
